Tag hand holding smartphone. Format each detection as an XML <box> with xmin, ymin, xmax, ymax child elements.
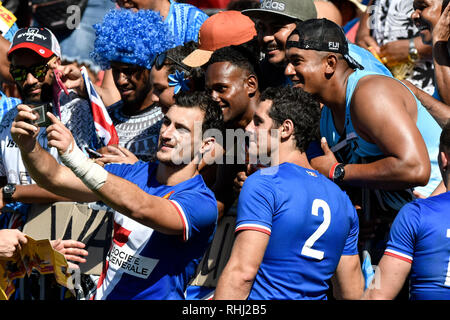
<box><xmin>29</xmin><ymin>102</ymin><xmax>53</xmax><ymax>127</ymax></box>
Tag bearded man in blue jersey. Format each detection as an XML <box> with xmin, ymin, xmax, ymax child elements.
<box><xmin>214</xmin><ymin>86</ymin><xmax>364</xmax><ymax>300</ymax></box>
<box><xmin>362</xmin><ymin>121</ymin><xmax>450</xmax><ymax>300</ymax></box>
<box><xmin>10</xmin><ymin>91</ymin><xmax>224</xmax><ymax>300</ymax></box>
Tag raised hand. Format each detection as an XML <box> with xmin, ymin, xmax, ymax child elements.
<box><xmin>46</xmin><ymin>112</ymin><xmax>76</xmax><ymax>155</ymax></box>
<box><xmin>433</xmin><ymin>3</ymin><xmax>450</xmax><ymax>43</ymax></box>
<box><xmin>55</xmin><ymin>64</ymin><xmax>87</xmax><ymax>98</ymax></box>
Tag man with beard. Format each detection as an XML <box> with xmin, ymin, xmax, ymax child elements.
<box><xmin>214</xmin><ymin>86</ymin><xmax>364</xmax><ymax>300</ymax></box>
<box><xmin>0</xmin><ymin>27</ymin><xmax>98</xmax><ymax>299</ymax></box>
<box><xmin>356</xmin><ymin>0</ymin><xmax>435</xmax><ymax>95</ymax></box>
<box><xmin>89</xmin><ymin>9</ymin><xmax>175</xmax><ymax>163</ymax></box>
<box><xmin>99</xmin><ymin>0</ymin><xmax>208</xmax><ymax>107</ymax></box>
<box><xmin>0</xmin><ymin>27</ymin><xmax>101</xmax><ymax>213</ymax></box>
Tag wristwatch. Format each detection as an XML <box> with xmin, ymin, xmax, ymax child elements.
<box><xmin>332</xmin><ymin>164</ymin><xmax>346</xmax><ymax>184</ymax></box>
<box><xmin>2</xmin><ymin>183</ymin><xmax>16</xmax><ymax>203</ymax></box>
<box><xmin>409</xmin><ymin>38</ymin><xmax>419</xmax><ymax>62</ymax></box>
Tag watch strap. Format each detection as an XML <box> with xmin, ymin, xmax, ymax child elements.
<box><xmin>2</xmin><ymin>183</ymin><xmax>16</xmax><ymax>203</ymax></box>
<box><xmin>329</xmin><ymin>162</ymin><xmax>340</xmax><ymax>180</ymax></box>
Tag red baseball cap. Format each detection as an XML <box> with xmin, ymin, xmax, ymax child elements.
<box><xmin>182</xmin><ymin>10</ymin><xmax>257</xmax><ymax>67</ymax></box>
<box><xmin>8</xmin><ymin>27</ymin><xmax>61</xmax><ymax>59</ymax></box>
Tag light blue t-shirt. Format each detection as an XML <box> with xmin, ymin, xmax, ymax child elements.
<box><xmin>320</xmin><ymin>67</ymin><xmax>442</xmax><ymax>198</ymax></box>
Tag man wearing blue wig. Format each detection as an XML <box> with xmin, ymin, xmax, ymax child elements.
<box><xmin>99</xmin><ymin>0</ymin><xmax>208</xmax><ymax>106</ymax></box>
<box><xmin>89</xmin><ymin>9</ymin><xmax>176</xmax><ymax>163</ymax></box>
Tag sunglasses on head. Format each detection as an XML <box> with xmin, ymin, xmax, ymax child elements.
<box><xmin>9</xmin><ymin>56</ymin><xmax>57</xmax><ymax>83</ymax></box>
<box><xmin>153</xmin><ymin>51</ymin><xmax>189</xmax><ymax>72</ymax></box>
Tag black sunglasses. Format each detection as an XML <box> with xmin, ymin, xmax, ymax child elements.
<box><xmin>10</xmin><ymin>63</ymin><xmax>50</xmax><ymax>82</ymax></box>
<box><xmin>9</xmin><ymin>56</ymin><xmax>57</xmax><ymax>83</ymax></box>
<box><xmin>153</xmin><ymin>52</ymin><xmax>190</xmax><ymax>72</ymax></box>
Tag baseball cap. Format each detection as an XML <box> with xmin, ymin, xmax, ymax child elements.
<box><xmin>182</xmin><ymin>10</ymin><xmax>257</xmax><ymax>68</ymax></box>
<box><xmin>242</xmin><ymin>0</ymin><xmax>317</xmax><ymax>22</ymax></box>
<box><xmin>286</xmin><ymin>19</ymin><xmax>364</xmax><ymax>70</ymax></box>
<box><xmin>7</xmin><ymin>27</ymin><xmax>61</xmax><ymax>59</ymax></box>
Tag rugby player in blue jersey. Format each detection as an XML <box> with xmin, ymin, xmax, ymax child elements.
<box><xmin>214</xmin><ymin>86</ymin><xmax>364</xmax><ymax>300</ymax></box>
<box><xmin>10</xmin><ymin>91</ymin><xmax>224</xmax><ymax>300</ymax></box>
<box><xmin>362</xmin><ymin>121</ymin><xmax>450</xmax><ymax>300</ymax></box>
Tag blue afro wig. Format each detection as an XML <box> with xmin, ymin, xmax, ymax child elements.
<box><xmin>91</xmin><ymin>9</ymin><xmax>176</xmax><ymax>70</ymax></box>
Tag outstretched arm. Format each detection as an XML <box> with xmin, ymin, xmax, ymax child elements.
<box><xmin>0</xmin><ymin>184</ymin><xmax>72</xmax><ymax>210</ymax></box>
<box><xmin>12</xmin><ymin>106</ymin><xmax>184</xmax><ymax>236</ymax></box>
<box><xmin>402</xmin><ymin>79</ymin><xmax>450</xmax><ymax>128</ymax></box>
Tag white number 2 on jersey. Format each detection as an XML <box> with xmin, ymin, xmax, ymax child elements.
<box><xmin>301</xmin><ymin>199</ymin><xmax>331</xmax><ymax>260</ymax></box>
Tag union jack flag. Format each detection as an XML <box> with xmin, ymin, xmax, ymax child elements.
<box><xmin>81</xmin><ymin>67</ymin><xmax>119</xmax><ymax>146</ymax></box>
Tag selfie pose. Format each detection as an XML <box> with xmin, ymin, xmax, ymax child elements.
<box><xmin>0</xmin><ymin>27</ymin><xmax>103</xmax><ymax>299</ymax></box>
<box><xmin>0</xmin><ymin>27</ymin><xmax>101</xmax><ymax>206</ymax></box>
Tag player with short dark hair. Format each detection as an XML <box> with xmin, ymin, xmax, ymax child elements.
<box><xmin>214</xmin><ymin>86</ymin><xmax>364</xmax><ymax>300</ymax></box>
<box><xmin>10</xmin><ymin>90</ymin><xmax>224</xmax><ymax>300</ymax></box>
<box><xmin>260</xmin><ymin>86</ymin><xmax>320</xmax><ymax>153</ymax></box>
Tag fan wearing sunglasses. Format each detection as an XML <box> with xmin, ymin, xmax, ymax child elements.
<box><xmin>0</xmin><ymin>27</ymin><xmax>102</xmax><ymax>299</ymax></box>
<box><xmin>3</xmin><ymin>27</ymin><xmax>101</xmax><ymax>190</ymax></box>
<box><xmin>9</xmin><ymin>53</ymin><xmax>58</xmax><ymax>104</ymax></box>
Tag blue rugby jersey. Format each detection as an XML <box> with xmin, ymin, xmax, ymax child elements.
<box><xmin>94</xmin><ymin>161</ymin><xmax>217</xmax><ymax>300</ymax></box>
<box><xmin>236</xmin><ymin>162</ymin><xmax>359</xmax><ymax>300</ymax></box>
<box><xmin>384</xmin><ymin>191</ymin><xmax>450</xmax><ymax>300</ymax></box>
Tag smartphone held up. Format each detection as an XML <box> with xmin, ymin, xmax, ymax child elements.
<box><xmin>29</xmin><ymin>102</ymin><xmax>53</xmax><ymax>127</ymax></box>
